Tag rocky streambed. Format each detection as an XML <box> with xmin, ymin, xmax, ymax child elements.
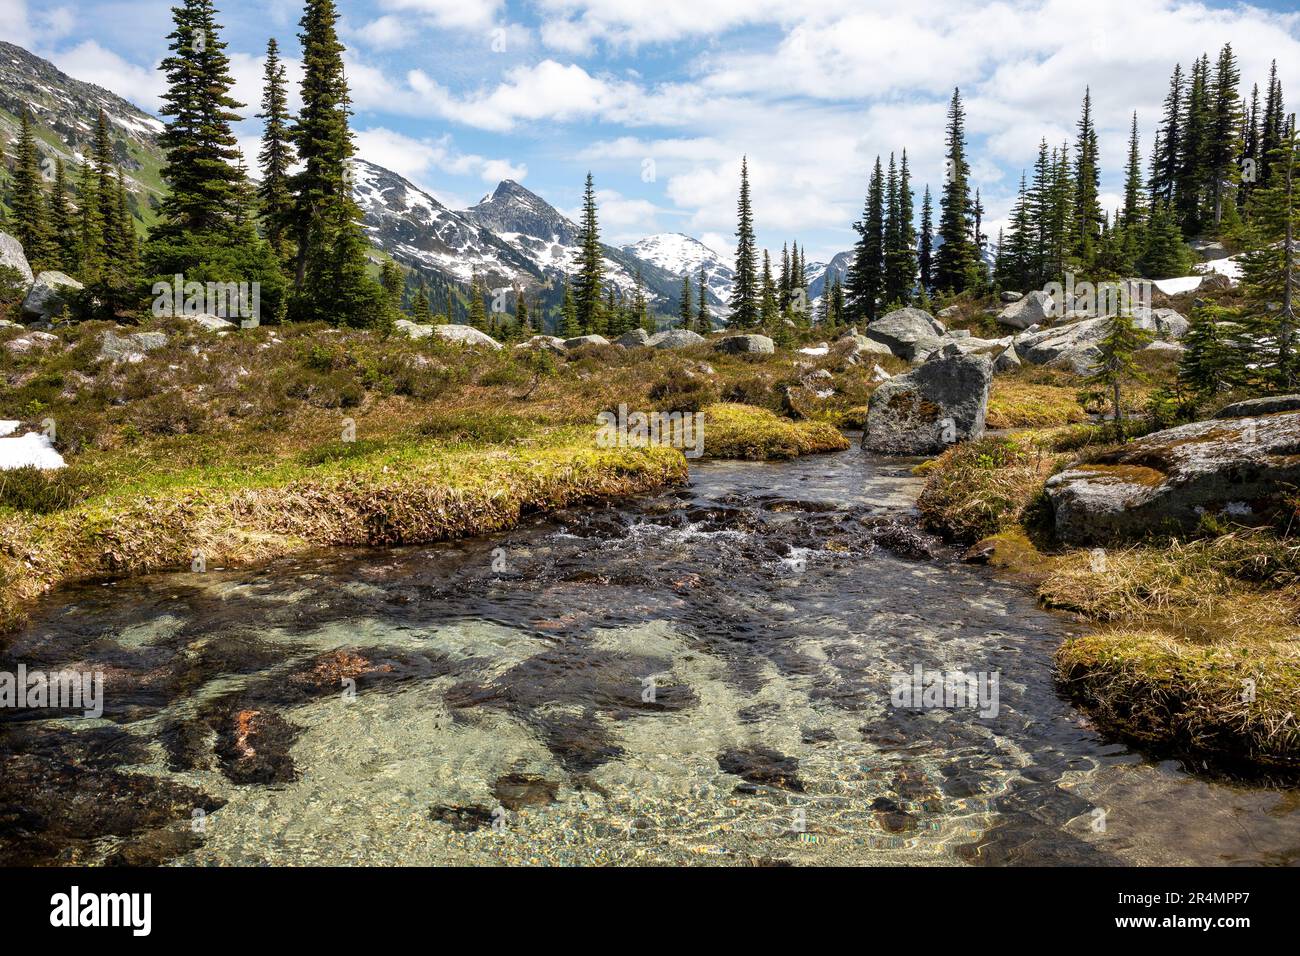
<box><xmin>2</xmin><ymin>445</ymin><xmax>1299</xmax><ymax>866</ymax></box>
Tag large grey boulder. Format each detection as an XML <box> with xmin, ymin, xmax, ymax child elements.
<box><xmin>0</xmin><ymin>231</ymin><xmax>34</xmax><ymax>287</ymax></box>
<box><xmin>433</xmin><ymin>324</ymin><xmax>502</xmax><ymax>349</ymax></box>
<box><xmin>98</xmin><ymin>330</ymin><xmax>168</xmax><ymax>363</ymax></box>
<box><xmin>647</xmin><ymin>329</ymin><xmax>705</xmax><ymax>349</ymax></box>
<box><xmin>714</xmin><ymin>333</ymin><xmax>774</xmax><ymax>354</ymax></box>
<box><xmin>997</xmin><ymin>290</ymin><xmax>1055</xmax><ymax>330</ymax></box>
<box><xmin>1044</xmin><ymin>412</ymin><xmax>1300</xmax><ymax>544</ymax></box>
<box><xmin>1154</xmin><ymin>308</ymin><xmax>1189</xmax><ymax>340</ymax></box>
<box><xmin>1014</xmin><ymin>316</ymin><xmax>1111</xmax><ymax>373</ymax></box>
<box><xmin>865</xmin><ymin>307</ymin><xmax>946</xmax><ymax>361</ymax></box>
<box><xmin>614</xmin><ymin>328</ymin><xmax>650</xmax><ymax>348</ymax></box>
<box><xmin>834</xmin><ymin>334</ymin><xmax>895</xmax><ymax>364</ymax></box>
<box><xmin>563</xmin><ymin>334</ymin><xmax>610</xmax><ymax>349</ymax></box>
<box><xmin>22</xmin><ymin>271</ymin><xmax>83</xmax><ymax>321</ymax></box>
<box><xmin>394</xmin><ymin>319</ymin><xmax>434</xmax><ymax>339</ymax></box>
<box><xmin>1216</xmin><ymin>394</ymin><xmax>1300</xmax><ymax>418</ymax></box>
<box><xmin>863</xmin><ymin>347</ymin><xmax>994</xmax><ymax>455</ymax></box>
<box><xmin>993</xmin><ymin>344</ymin><xmax>1021</xmax><ymax>372</ymax></box>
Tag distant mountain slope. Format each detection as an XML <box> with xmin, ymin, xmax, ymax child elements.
<box><xmin>621</xmin><ymin>233</ymin><xmax>734</xmax><ymax>308</ymax></box>
<box><xmin>0</xmin><ymin>40</ymin><xmax>165</xmax><ymax>227</ymax></box>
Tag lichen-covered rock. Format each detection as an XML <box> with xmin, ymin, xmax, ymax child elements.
<box><xmin>647</xmin><ymin>329</ymin><xmax>705</xmax><ymax>349</ymax></box>
<box><xmin>21</xmin><ymin>271</ymin><xmax>83</xmax><ymax>321</ymax></box>
<box><xmin>1044</xmin><ymin>412</ymin><xmax>1300</xmax><ymax>544</ymax></box>
<box><xmin>98</xmin><ymin>330</ymin><xmax>168</xmax><ymax>363</ymax></box>
<box><xmin>563</xmin><ymin>334</ymin><xmax>610</xmax><ymax>349</ymax></box>
<box><xmin>433</xmin><ymin>324</ymin><xmax>502</xmax><ymax>349</ymax></box>
<box><xmin>863</xmin><ymin>348</ymin><xmax>993</xmax><ymax>455</ymax></box>
<box><xmin>1216</xmin><ymin>394</ymin><xmax>1300</xmax><ymax>419</ymax></box>
<box><xmin>714</xmin><ymin>333</ymin><xmax>774</xmax><ymax>354</ymax></box>
<box><xmin>394</xmin><ymin>319</ymin><xmax>433</xmax><ymax>339</ymax></box>
<box><xmin>834</xmin><ymin>334</ymin><xmax>894</xmax><ymax>363</ymax></box>
<box><xmin>177</xmin><ymin>312</ymin><xmax>237</xmax><ymax>332</ymax></box>
<box><xmin>1014</xmin><ymin>316</ymin><xmax>1110</xmax><ymax>373</ymax></box>
<box><xmin>614</xmin><ymin>328</ymin><xmax>650</xmax><ymax>348</ymax></box>
<box><xmin>996</xmin><ymin>290</ymin><xmax>1055</xmax><ymax>330</ymax></box>
<box><xmin>865</xmin><ymin>307</ymin><xmax>946</xmax><ymax>361</ymax></box>
<box><xmin>0</xmin><ymin>231</ymin><xmax>34</xmax><ymax>287</ymax></box>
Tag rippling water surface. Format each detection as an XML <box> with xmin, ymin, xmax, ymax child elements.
<box><xmin>3</xmin><ymin>446</ymin><xmax>1298</xmax><ymax>865</ymax></box>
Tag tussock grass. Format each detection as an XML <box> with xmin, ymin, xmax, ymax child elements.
<box><xmin>916</xmin><ymin>437</ymin><xmax>1060</xmax><ymax>543</ymax></box>
<box><xmin>986</xmin><ymin>378</ymin><xmax>1088</xmax><ymax>429</ymax></box>
<box><xmin>701</xmin><ymin>402</ymin><xmax>849</xmax><ymax>460</ymax></box>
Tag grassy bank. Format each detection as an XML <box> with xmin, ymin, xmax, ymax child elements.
<box><xmin>1</xmin><ymin>320</ymin><xmax>860</xmax><ymax>634</ymax></box>
<box><xmin>917</xmin><ymin>399</ymin><xmax>1300</xmax><ymax>771</ymax></box>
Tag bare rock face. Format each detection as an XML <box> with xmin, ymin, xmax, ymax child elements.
<box><xmin>0</xmin><ymin>231</ymin><xmax>34</xmax><ymax>287</ymax></box>
<box><xmin>863</xmin><ymin>347</ymin><xmax>993</xmax><ymax>455</ymax></box>
<box><xmin>713</xmin><ymin>333</ymin><xmax>774</xmax><ymax>354</ymax></box>
<box><xmin>865</xmin><ymin>307</ymin><xmax>946</xmax><ymax>361</ymax></box>
<box><xmin>1044</xmin><ymin>411</ymin><xmax>1300</xmax><ymax>545</ymax></box>
<box><xmin>22</xmin><ymin>271</ymin><xmax>83</xmax><ymax>321</ymax></box>
<box><xmin>997</xmin><ymin>290</ymin><xmax>1055</xmax><ymax>330</ymax></box>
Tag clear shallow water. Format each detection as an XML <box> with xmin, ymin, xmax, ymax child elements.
<box><xmin>2</xmin><ymin>446</ymin><xmax>1299</xmax><ymax>866</ymax></box>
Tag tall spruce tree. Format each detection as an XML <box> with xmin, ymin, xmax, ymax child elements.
<box><xmin>257</xmin><ymin>37</ymin><xmax>296</xmax><ymax>264</ymax></box>
<box><xmin>845</xmin><ymin>156</ymin><xmax>884</xmax><ymax>321</ymax></box>
<box><xmin>934</xmin><ymin>88</ymin><xmax>977</xmax><ymax>293</ymax></box>
<box><xmin>1209</xmin><ymin>43</ymin><xmax>1242</xmax><ymax>229</ymax></box>
<box><xmin>729</xmin><ymin>156</ymin><xmax>759</xmax><ymax>327</ymax></box>
<box><xmin>696</xmin><ymin>267</ymin><xmax>711</xmax><ymax>334</ymax></box>
<box><xmin>1151</xmin><ymin>63</ymin><xmax>1184</xmax><ymax>206</ymax></box>
<box><xmin>47</xmin><ymin>158</ymin><xmax>77</xmax><ymax>272</ymax></box>
<box><xmin>1072</xmin><ymin>88</ymin><xmax>1102</xmax><ymax>264</ymax></box>
<box><xmin>290</xmin><ymin>0</ymin><xmax>384</xmax><ymax>326</ymax></box>
<box><xmin>679</xmin><ymin>274</ymin><xmax>692</xmax><ymax>328</ymax></box>
<box><xmin>574</xmin><ymin>172</ymin><xmax>604</xmax><ymax>334</ymax></box>
<box><xmin>10</xmin><ymin>110</ymin><xmax>54</xmax><ymax>269</ymax></box>
<box><xmin>918</xmin><ymin>185</ymin><xmax>934</xmax><ymax>295</ymax></box>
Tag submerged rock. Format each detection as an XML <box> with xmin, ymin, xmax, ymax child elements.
<box><xmin>1044</xmin><ymin>411</ymin><xmax>1300</xmax><ymax>544</ymax></box>
<box><xmin>717</xmin><ymin>747</ymin><xmax>805</xmax><ymax>792</ymax></box>
<box><xmin>863</xmin><ymin>348</ymin><xmax>993</xmax><ymax>455</ymax></box>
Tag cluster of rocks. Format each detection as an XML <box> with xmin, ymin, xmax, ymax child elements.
<box><xmin>1</xmin><ymin>231</ymin><xmax>84</xmax><ymax>323</ymax></box>
<box><xmin>393</xmin><ymin>319</ymin><xmax>716</xmax><ymax>354</ymax></box>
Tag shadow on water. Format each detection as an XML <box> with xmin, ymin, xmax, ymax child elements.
<box><xmin>3</xmin><ymin>444</ymin><xmax>1299</xmax><ymax>865</ymax></box>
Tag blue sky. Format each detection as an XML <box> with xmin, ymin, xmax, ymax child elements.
<box><xmin>4</xmin><ymin>0</ymin><xmax>1299</xmax><ymax>263</ymax></box>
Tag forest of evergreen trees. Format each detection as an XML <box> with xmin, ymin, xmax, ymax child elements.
<box><xmin>2</xmin><ymin>7</ymin><xmax>1296</xmax><ymax>369</ymax></box>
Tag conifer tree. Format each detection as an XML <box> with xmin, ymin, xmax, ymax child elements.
<box><xmin>257</xmin><ymin>37</ymin><xmax>296</xmax><ymax>264</ymax></box>
<box><xmin>289</xmin><ymin>0</ymin><xmax>384</xmax><ymax>326</ymax></box>
<box><xmin>760</xmin><ymin>249</ymin><xmax>779</xmax><ymax>330</ymax></box>
<box><xmin>516</xmin><ymin>288</ymin><xmax>531</xmax><ymax>335</ymax></box>
<box><xmin>466</xmin><ymin>273</ymin><xmax>487</xmax><ymax>329</ymax></box>
<box><xmin>729</xmin><ymin>156</ymin><xmax>759</xmax><ymax>327</ymax></box>
<box><xmin>76</xmin><ymin>161</ymin><xmax>104</xmax><ymax>283</ymax></box>
<box><xmin>1151</xmin><ymin>63</ymin><xmax>1184</xmax><ymax>206</ymax></box>
<box><xmin>846</xmin><ymin>157</ymin><xmax>884</xmax><ymax>321</ymax></box>
<box><xmin>779</xmin><ymin>242</ymin><xmax>791</xmax><ymax>311</ymax></box>
<box><xmin>935</xmin><ymin>88</ymin><xmax>977</xmax><ymax>294</ymax></box>
<box><xmin>559</xmin><ymin>277</ymin><xmax>579</xmax><ymax>338</ymax></box>
<box><xmin>1072</xmin><ymin>88</ymin><xmax>1102</xmax><ymax>263</ymax></box>
<box><xmin>1086</xmin><ymin>311</ymin><xmax>1150</xmax><ymax>437</ymax></box>
<box><xmin>47</xmin><ymin>158</ymin><xmax>77</xmax><ymax>272</ymax></box>
<box><xmin>1209</xmin><ymin>43</ymin><xmax>1242</xmax><ymax>229</ymax></box>
<box><xmin>918</xmin><ymin>185</ymin><xmax>934</xmax><ymax>295</ymax></box>
<box><xmin>379</xmin><ymin>259</ymin><xmax>403</xmax><ymax>309</ymax></box>
<box><xmin>1176</xmin><ymin>54</ymin><xmax>1213</xmax><ymax>232</ymax></box>
<box><xmin>410</xmin><ymin>280</ymin><xmax>433</xmax><ymax>322</ymax></box>
<box><xmin>696</xmin><ymin>267</ymin><xmax>710</xmax><ymax>334</ymax></box>
<box><xmin>1179</xmin><ymin>303</ymin><xmax>1246</xmax><ymax>396</ymax></box>
<box><xmin>679</xmin><ymin>274</ymin><xmax>692</xmax><ymax>329</ymax></box>
<box><xmin>10</xmin><ymin>110</ymin><xmax>54</xmax><ymax>269</ymax></box>
<box><xmin>574</xmin><ymin>172</ymin><xmax>604</xmax><ymax>334</ymax></box>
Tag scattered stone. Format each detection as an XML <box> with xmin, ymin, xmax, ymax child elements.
<box><xmin>493</xmin><ymin>773</ymin><xmax>559</xmax><ymax>810</ymax></box>
<box><xmin>177</xmin><ymin>312</ymin><xmax>236</xmax><ymax>332</ymax></box>
<box><xmin>563</xmin><ymin>334</ymin><xmax>610</xmax><ymax>349</ymax></box>
<box><xmin>0</xmin><ymin>230</ymin><xmax>34</xmax><ymax>286</ymax></box>
<box><xmin>97</xmin><ymin>330</ymin><xmax>168</xmax><ymax>363</ymax></box>
<box><xmin>1044</xmin><ymin>412</ymin><xmax>1300</xmax><ymax>544</ymax></box>
<box><xmin>429</xmin><ymin>804</ymin><xmax>497</xmax><ymax>832</ymax></box>
<box><xmin>996</xmin><ymin>290</ymin><xmax>1055</xmax><ymax>330</ymax></box>
<box><xmin>21</xmin><ymin>271</ymin><xmax>83</xmax><ymax>322</ymax></box>
<box><xmin>4</xmin><ymin>330</ymin><xmax>59</xmax><ymax>354</ymax></box>
<box><xmin>714</xmin><ymin>333</ymin><xmax>775</xmax><ymax>354</ymax></box>
<box><xmin>937</xmin><ymin>304</ymin><xmax>961</xmax><ymax>320</ymax></box>
<box><xmin>1000</xmin><ymin>290</ymin><xmax>1024</xmax><ymax>303</ymax></box>
<box><xmin>647</xmin><ymin>328</ymin><xmax>705</xmax><ymax>349</ymax></box>
<box><xmin>515</xmin><ymin>334</ymin><xmax>566</xmax><ymax>354</ymax></box>
<box><xmin>1013</xmin><ymin>316</ymin><xmax>1110</xmax><ymax>373</ymax></box>
<box><xmin>614</xmin><ymin>328</ymin><xmax>651</xmax><ymax>348</ymax></box>
<box><xmin>864</xmin><ymin>348</ymin><xmax>993</xmax><ymax>455</ymax></box>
